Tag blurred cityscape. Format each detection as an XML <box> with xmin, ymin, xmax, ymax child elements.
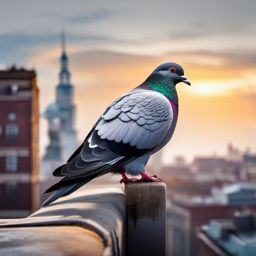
<box><xmin>0</xmin><ymin>36</ymin><xmax>256</xmax><ymax>256</ymax></box>
<box><xmin>165</xmin><ymin>144</ymin><xmax>256</xmax><ymax>256</ymax></box>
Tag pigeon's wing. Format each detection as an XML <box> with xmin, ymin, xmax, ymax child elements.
<box><xmin>65</xmin><ymin>94</ymin><xmax>128</xmax><ymax>163</ymax></box>
<box><xmin>53</xmin><ymin>90</ymin><xmax>173</xmax><ymax>180</ymax></box>
<box><xmin>98</xmin><ymin>90</ymin><xmax>173</xmax><ymax>149</ymax></box>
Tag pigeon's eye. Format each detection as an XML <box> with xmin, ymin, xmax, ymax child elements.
<box><xmin>168</xmin><ymin>67</ymin><xmax>176</xmax><ymax>73</ymax></box>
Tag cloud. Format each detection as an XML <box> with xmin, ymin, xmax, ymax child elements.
<box><xmin>0</xmin><ymin>33</ymin><xmax>55</xmax><ymax>65</ymax></box>
<box><xmin>165</xmin><ymin>49</ymin><xmax>256</xmax><ymax>73</ymax></box>
<box><xmin>168</xmin><ymin>20</ymin><xmax>255</xmax><ymax>41</ymax></box>
<box><xmin>71</xmin><ymin>49</ymin><xmax>158</xmax><ymax>68</ymax></box>
<box><xmin>0</xmin><ymin>31</ymin><xmax>140</xmax><ymax>67</ymax></box>
<box><xmin>67</xmin><ymin>9</ymin><xmax>112</xmax><ymax>23</ymax></box>
<box><xmin>67</xmin><ymin>49</ymin><xmax>161</xmax><ymax>90</ymax></box>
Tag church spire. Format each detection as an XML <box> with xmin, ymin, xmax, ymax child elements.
<box><xmin>61</xmin><ymin>30</ymin><xmax>66</xmax><ymax>54</ymax></box>
<box><xmin>59</xmin><ymin>31</ymin><xmax>71</xmax><ymax>85</ymax></box>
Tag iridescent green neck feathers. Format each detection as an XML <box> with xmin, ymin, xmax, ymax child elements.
<box><xmin>145</xmin><ymin>74</ymin><xmax>178</xmax><ymax>103</ymax></box>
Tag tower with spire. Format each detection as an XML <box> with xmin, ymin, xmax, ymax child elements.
<box><xmin>55</xmin><ymin>32</ymin><xmax>78</xmax><ymax>160</ymax></box>
<box><xmin>41</xmin><ymin>33</ymin><xmax>78</xmax><ymax>185</ymax></box>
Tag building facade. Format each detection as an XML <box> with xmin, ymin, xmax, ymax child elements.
<box><xmin>0</xmin><ymin>67</ymin><xmax>39</xmax><ymax>217</ymax></box>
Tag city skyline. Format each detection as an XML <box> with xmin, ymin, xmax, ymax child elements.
<box><xmin>0</xmin><ymin>0</ymin><xmax>256</xmax><ymax>162</ymax></box>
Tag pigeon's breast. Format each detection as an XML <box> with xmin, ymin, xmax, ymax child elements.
<box><xmin>151</xmin><ymin>98</ymin><xmax>178</xmax><ymax>154</ymax></box>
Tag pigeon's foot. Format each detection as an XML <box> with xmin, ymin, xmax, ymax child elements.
<box><xmin>120</xmin><ymin>172</ymin><xmax>139</xmax><ymax>184</ymax></box>
<box><xmin>140</xmin><ymin>171</ymin><xmax>163</xmax><ymax>182</ymax></box>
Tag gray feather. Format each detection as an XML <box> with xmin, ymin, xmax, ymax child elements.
<box><xmin>104</xmin><ymin>108</ymin><xmax>121</xmax><ymax>121</ymax></box>
<box><xmin>96</xmin><ymin>90</ymin><xmax>173</xmax><ymax>150</ymax></box>
<box><xmin>119</xmin><ymin>112</ymin><xmax>131</xmax><ymax>122</ymax></box>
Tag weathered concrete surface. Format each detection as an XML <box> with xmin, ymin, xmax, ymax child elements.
<box><xmin>125</xmin><ymin>182</ymin><xmax>166</xmax><ymax>256</ymax></box>
<box><xmin>0</xmin><ymin>185</ymin><xmax>125</xmax><ymax>256</ymax></box>
<box><xmin>0</xmin><ymin>183</ymin><xmax>167</xmax><ymax>256</ymax></box>
<box><xmin>0</xmin><ymin>226</ymin><xmax>104</xmax><ymax>256</ymax></box>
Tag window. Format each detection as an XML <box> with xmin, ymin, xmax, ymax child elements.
<box><xmin>11</xmin><ymin>84</ymin><xmax>18</xmax><ymax>94</ymax></box>
<box><xmin>8</xmin><ymin>112</ymin><xmax>16</xmax><ymax>121</ymax></box>
<box><xmin>6</xmin><ymin>124</ymin><xmax>19</xmax><ymax>139</ymax></box>
<box><xmin>6</xmin><ymin>154</ymin><xmax>18</xmax><ymax>172</ymax></box>
<box><xmin>6</xmin><ymin>112</ymin><xmax>19</xmax><ymax>140</ymax></box>
<box><xmin>5</xmin><ymin>182</ymin><xmax>18</xmax><ymax>206</ymax></box>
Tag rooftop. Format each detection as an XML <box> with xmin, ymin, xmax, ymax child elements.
<box><xmin>201</xmin><ymin>211</ymin><xmax>256</xmax><ymax>256</ymax></box>
<box><xmin>173</xmin><ymin>182</ymin><xmax>256</xmax><ymax>207</ymax></box>
<box><xmin>0</xmin><ymin>66</ymin><xmax>36</xmax><ymax>79</ymax></box>
<box><xmin>223</xmin><ymin>183</ymin><xmax>256</xmax><ymax>194</ymax></box>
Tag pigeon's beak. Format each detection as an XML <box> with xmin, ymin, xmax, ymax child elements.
<box><xmin>180</xmin><ymin>75</ymin><xmax>191</xmax><ymax>86</ymax></box>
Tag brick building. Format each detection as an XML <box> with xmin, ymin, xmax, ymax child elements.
<box><xmin>0</xmin><ymin>66</ymin><xmax>39</xmax><ymax>217</ymax></box>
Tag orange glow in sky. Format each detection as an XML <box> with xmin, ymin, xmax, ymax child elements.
<box><xmin>28</xmin><ymin>45</ymin><xmax>256</xmax><ymax>163</ymax></box>
<box><xmin>0</xmin><ymin>0</ymin><xmax>255</xmax><ymax>163</ymax></box>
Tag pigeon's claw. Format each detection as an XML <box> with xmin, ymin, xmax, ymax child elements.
<box><xmin>140</xmin><ymin>172</ymin><xmax>163</xmax><ymax>182</ymax></box>
<box><xmin>120</xmin><ymin>172</ymin><xmax>139</xmax><ymax>184</ymax></box>
<box><xmin>120</xmin><ymin>172</ymin><xmax>163</xmax><ymax>184</ymax></box>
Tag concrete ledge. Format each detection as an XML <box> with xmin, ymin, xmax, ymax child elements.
<box><xmin>0</xmin><ymin>185</ymin><xmax>125</xmax><ymax>256</ymax></box>
<box><xmin>0</xmin><ymin>182</ymin><xmax>167</xmax><ymax>256</ymax></box>
<box><xmin>0</xmin><ymin>226</ymin><xmax>104</xmax><ymax>256</ymax></box>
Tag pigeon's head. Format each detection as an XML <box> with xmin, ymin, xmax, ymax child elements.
<box><xmin>152</xmin><ymin>62</ymin><xmax>191</xmax><ymax>86</ymax></box>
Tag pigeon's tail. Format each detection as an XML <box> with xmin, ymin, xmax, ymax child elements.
<box><xmin>41</xmin><ymin>181</ymin><xmax>84</xmax><ymax>207</ymax></box>
<box><xmin>42</xmin><ymin>175</ymin><xmax>99</xmax><ymax>207</ymax></box>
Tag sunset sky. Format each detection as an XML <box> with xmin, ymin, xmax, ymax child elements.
<box><xmin>0</xmin><ymin>0</ymin><xmax>256</xmax><ymax>163</ymax></box>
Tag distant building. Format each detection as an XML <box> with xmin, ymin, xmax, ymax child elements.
<box><xmin>198</xmin><ymin>211</ymin><xmax>256</xmax><ymax>256</ymax></box>
<box><xmin>191</xmin><ymin>156</ymin><xmax>241</xmax><ymax>184</ymax></box>
<box><xmin>0</xmin><ymin>66</ymin><xmax>39</xmax><ymax>217</ymax></box>
<box><xmin>164</xmin><ymin>156</ymin><xmax>189</xmax><ymax>175</ymax></box>
<box><xmin>41</xmin><ymin>34</ymin><xmax>78</xmax><ymax>189</ymax></box>
<box><xmin>227</xmin><ymin>143</ymin><xmax>243</xmax><ymax>162</ymax></box>
<box><xmin>147</xmin><ymin>150</ymin><xmax>163</xmax><ymax>177</ymax></box>
<box><xmin>212</xmin><ymin>183</ymin><xmax>256</xmax><ymax>205</ymax></box>
<box><xmin>242</xmin><ymin>153</ymin><xmax>256</xmax><ymax>175</ymax></box>
<box><xmin>193</xmin><ymin>157</ymin><xmax>231</xmax><ymax>173</ymax></box>
<box><xmin>168</xmin><ymin>183</ymin><xmax>256</xmax><ymax>256</ymax></box>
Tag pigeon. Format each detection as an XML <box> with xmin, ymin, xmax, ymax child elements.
<box><xmin>42</xmin><ymin>62</ymin><xmax>190</xmax><ymax>206</ymax></box>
